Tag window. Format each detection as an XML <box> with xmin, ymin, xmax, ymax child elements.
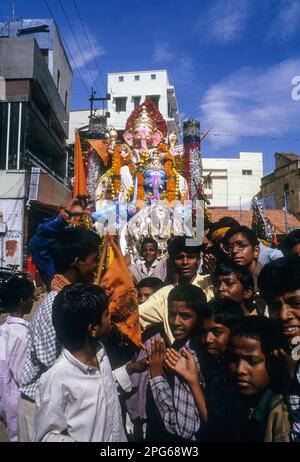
<box><xmin>132</xmin><ymin>96</ymin><xmax>141</xmax><ymax>108</ymax></box>
<box><xmin>118</xmin><ymin>76</ymin><xmax>124</xmax><ymax>82</ymax></box>
<box><xmin>147</xmin><ymin>95</ymin><xmax>160</xmax><ymax>108</ymax></box>
<box><xmin>57</xmin><ymin>70</ymin><xmax>60</xmax><ymax>92</ymax></box>
<box><xmin>242</xmin><ymin>170</ymin><xmax>252</xmax><ymax>176</ymax></box>
<box><xmin>151</xmin><ymin>74</ymin><xmax>156</xmax><ymax>80</ymax></box>
<box><xmin>204</xmin><ymin>176</ymin><xmax>212</xmax><ymax>189</ymax></box>
<box><xmin>64</xmin><ymin>91</ymin><xmax>68</xmax><ymax>109</ymax></box>
<box><xmin>114</xmin><ymin>97</ymin><xmax>127</xmax><ymax>112</ymax></box>
<box><xmin>134</xmin><ymin>75</ymin><xmax>140</xmax><ymax>81</ymax></box>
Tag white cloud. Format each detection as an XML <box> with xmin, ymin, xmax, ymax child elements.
<box><xmin>196</xmin><ymin>0</ymin><xmax>249</xmax><ymax>44</ymax></box>
<box><xmin>65</xmin><ymin>30</ymin><xmax>105</xmax><ymax>69</ymax></box>
<box><xmin>268</xmin><ymin>0</ymin><xmax>300</xmax><ymax>41</ymax></box>
<box><xmin>153</xmin><ymin>42</ymin><xmax>175</xmax><ymax>63</ymax></box>
<box><xmin>152</xmin><ymin>43</ymin><xmax>195</xmax><ymax>86</ymax></box>
<box><xmin>200</xmin><ymin>58</ymin><xmax>300</xmax><ymax>149</ymax></box>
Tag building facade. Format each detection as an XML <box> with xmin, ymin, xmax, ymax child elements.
<box><xmin>261</xmin><ymin>152</ymin><xmax>300</xmax><ymax>217</ymax></box>
<box><xmin>202</xmin><ymin>152</ymin><xmax>263</xmax><ymax>210</ymax></box>
<box><xmin>107</xmin><ymin>70</ymin><xmax>180</xmax><ymax>137</ymax></box>
<box><xmin>0</xmin><ymin>20</ymin><xmax>72</xmax><ymax>270</ymax></box>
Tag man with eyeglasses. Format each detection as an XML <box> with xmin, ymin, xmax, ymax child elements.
<box><xmin>222</xmin><ymin>226</ymin><xmax>263</xmax><ymax>294</ymax></box>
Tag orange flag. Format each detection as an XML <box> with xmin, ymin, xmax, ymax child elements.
<box><xmin>73</xmin><ymin>130</ymin><xmax>88</xmax><ymax>198</ymax></box>
<box><xmin>101</xmin><ymin>236</ymin><xmax>144</xmax><ymax>348</ymax></box>
<box><xmin>87</xmin><ymin>139</ymin><xmax>109</xmax><ymax>166</ymax></box>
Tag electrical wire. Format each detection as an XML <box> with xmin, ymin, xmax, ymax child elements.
<box><xmin>57</xmin><ymin>0</ymin><xmax>101</xmax><ymax>95</ymax></box>
<box><xmin>72</xmin><ymin>0</ymin><xmax>106</xmax><ymax>93</ymax></box>
<box><xmin>43</xmin><ymin>0</ymin><xmax>90</xmax><ymax>96</ymax></box>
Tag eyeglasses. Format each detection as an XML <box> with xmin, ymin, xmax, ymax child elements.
<box><xmin>222</xmin><ymin>241</ymin><xmax>252</xmax><ymax>254</ymax></box>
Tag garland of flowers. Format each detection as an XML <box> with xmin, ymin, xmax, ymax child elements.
<box><xmin>109</xmin><ymin>144</ymin><xmax>136</xmax><ymax>200</ymax></box>
<box><xmin>164</xmin><ymin>152</ymin><xmax>180</xmax><ymax>202</ymax></box>
<box><xmin>136</xmin><ymin>169</ymin><xmax>145</xmax><ymax>201</ymax></box>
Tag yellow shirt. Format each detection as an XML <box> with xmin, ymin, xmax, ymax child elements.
<box><xmin>139</xmin><ymin>273</ymin><xmax>214</xmax><ymax>344</ymax></box>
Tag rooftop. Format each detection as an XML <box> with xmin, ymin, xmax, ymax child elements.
<box><xmin>208</xmin><ymin>208</ymin><xmax>300</xmax><ymax>235</ymax></box>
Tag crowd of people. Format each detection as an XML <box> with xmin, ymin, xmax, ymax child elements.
<box><xmin>0</xmin><ymin>201</ymin><xmax>300</xmax><ymax>443</ymax></box>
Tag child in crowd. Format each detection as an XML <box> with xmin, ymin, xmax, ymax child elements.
<box><xmin>34</xmin><ymin>283</ymin><xmax>127</xmax><ymax>442</ymax></box>
<box><xmin>228</xmin><ymin>316</ymin><xmax>290</xmax><ymax>441</ymax></box>
<box><xmin>213</xmin><ymin>262</ymin><xmax>262</xmax><ymax>316</ymax></box>
<box><xmin>18</xmin><ymin>226</ymin><xmax>101</xmax><ymax>441</ymax></box>
<box><xmin>136</xmin><ymin>277</ymin><xmax>164</xmax><ymax>304</ymax></box>
<box><xmin>129</xmin><ymin>238</ymin><xmax>167</xmax><ymax>283</ymax></box>
<box><xmin>259</xmin><ymin>255</ymin><xmax>300</xmax><ymax>442</ymax></box>
<box><xmin>222</xmin><ymin>226</ymin><xmax>262</xmax><ymax>292</ymax></box>
<box><xmin>146</xmin><ymin>284</ymin><xmax>207</xmax><ymax>442</ymax></box>
<box><xmin>125</xmin><ymin>276</ymin><xmax>165</xmax><ymax>441</ymax></box>
<box><xmin>166</xmin><ymin>298</ymin><xmax>244</xmax><ymax>441</ymax></box>
<box><xmin>0</xmin><ymin>277</ymin><xmax>35</xmax><ymax>441</ymax></box>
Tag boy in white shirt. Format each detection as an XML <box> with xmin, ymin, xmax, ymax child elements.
<box><xmin>0</xmin><ymin>276</ymin><xmax>35</xmax><ymax>441</ymax></box>
<box><xmin>34</xmin><ymin>283</ymin><xmax>127</xmax><ymax>442</ymax></box>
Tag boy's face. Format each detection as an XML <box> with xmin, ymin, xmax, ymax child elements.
<box><xmin>214</xmin><ymin>272</ymin><xmax>251</xmax><ymax>304</ymax></box>
<box><xmin>168</xmin><ymin>300</ymin><xmax>198</xmax><ymax>342</ymax></box>
<box><xmin>77</xmin><ymin>251</ymin><xmax>99</xmax><ymax>283</ymax></box>
<box><xmin>138</xmin><ymin>286</ymin><xmax>155</xmax><ymax>304</ymax></box>
<box><xmin>173</xmin><ymin>251</ymin><xmax>200</xmax><ymax>282</ymax></box>
<box><xmin>201</xmin><ymin>317</ymin><xmax>231</xmax><ymax>359</ymax></box>
<box><xmin>141</xmin><ymin>243</ymin><xmax>157</xmax><ymax>264</ymax></box>
<box><xmin>225</xmin><ymin>233</ymin><xmax>259</xmax><ymax>268</ymax></box>
<box><xmin>229</xmin><ymin>335</ymin><xmax>270</xmax><ymax>396</ymax></box>
<box><xmin>269</xmin><ymin>290</ymin><xmax>300</xmax><ymax>346</ymax></box>
<box><xmin>94</xmin><ymin>309</ymin><xmax>112</xmax><ymax>338</ymax></box>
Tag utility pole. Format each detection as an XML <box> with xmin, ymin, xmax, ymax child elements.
<box><xmin>12</xmin><ymin>0</ymin><xmax>16</xmax><ymax>21</ymax></box>
<box><xmin>89</xmin><ymin>88</ymin><xmax>111</xmax><ymax>118</ymax></box>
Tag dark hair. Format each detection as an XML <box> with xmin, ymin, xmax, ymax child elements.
<box><xmin>200</xmin><ymin>298</ymin><xmax>244</xmax><ymax>329</ymax></box>
<box><xmin>51</xmin><ymin>228</ymin><xmax>100</xmax><ymax>273</ymax></box>
<box><xmin>224</xmin><ymin>226</ymin><xmax>259</xmax><ymax>247</ymax></box>
<box><xmin>204</xmin><ymin>218</ymin><xmax>213</xmax><ymax>231</ymax></box>
<box><xmin>213</xmin><ymin>262</ymin><xmax>254</xmax><ymax>291</ymax></box>
<box><xmin>281</xmin><ymin>229</ymin><xmax>300</xmax><ymax>253</ymax></box>
<box><xmin>167</xmin><ymin>236</ymin><xmax>201</xmax><ymax>260</ymax></box>
<box><xmin>208</xmin><ymin>218</ymin><xmax>240</xmax><ymax>241</ymax></box>
<box><xmin>231</xmin><ymin>316</ymin><xmax>279</xmax><ymax>355</ymax></box>
<box><xmin>141</xmin><ymin>237</ymin><xmax>158</xmax><ymax>251</ymax></box>
<box><xmin>52</xmin><ymin>283</ymin><xmax>109</xmax><ymax>351</ymax></box>
<box><xmin>258</xmin><ymin>255</ymin><xmax>300</xmax><ymax>305</ymax></box>
<box><xmin>0</xmin><ymin>277</ymin><xmax>35</xmax><ymax>311</ymax></box>
<box><xmin>136</xmin><ymin>277</ymin><xmax>164</xmax><ymax>292</ymax></box>
<box><xmin>168</xmin><ymin>284</ymin><xmax>207</xmax><ymax>316</ymax></box>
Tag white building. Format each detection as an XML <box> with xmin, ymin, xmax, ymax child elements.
<box><xmin>202</xmin><ymin>152</ymin><xmax>263</xmax><ymax>210</ymax></box>
<box><xmin>107</xmin><ymin>69</ymin><xmax>180</xmax><ymax>137</ymax></box>
<box><xmin>68</xmin><ymin>109</ymin><xmax>105</xmax><ymax>144</ymax></box>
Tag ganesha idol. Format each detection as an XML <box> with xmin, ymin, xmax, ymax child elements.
<box><xmin>95</xmin><ymin>98</ymin><xmax>188</xmax><ymax>209</ymax></box>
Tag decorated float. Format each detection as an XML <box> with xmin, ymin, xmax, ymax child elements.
<box><xmin>74</xmin><ymin>97</ymin><xmax>209</xmax><ymax>261</ymax></box>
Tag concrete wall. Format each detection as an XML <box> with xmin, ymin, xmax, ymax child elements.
<box><xmin>0</xmin><ymin>171</ymin><xmax>27</xmax><ymax>269</ymax></box>
<box><xmin>203</xmin><ymin>152</ymin><xmax>263</xmax><ymax>209</ymax></box>
<box><xmin>107</xmin><ymin>70</ymin><xmax>180</xmax><ymax>136</ymax></box>
<box><xmin>52</xmin><ymin>23</ymin><xmax>72</xmax><ymax>114</ymax></box>
<box><xmin>261</xmin><ymin>161</ymin><xmax>300</xmax><ymax>213</ymax></box>
<box><xmin>0</xmin><ymin>38</ymin><xmax>69</xmax><ymax>137</ymax></box>
<box><xmin>68</xmin><ymin>109</ymin><xmax>105</xmax><ymax>144</ymax></box>
<box><xmin>0</xmin><ymin>20</ymin><xmax>72</xmax><ymax>114</ymax></box>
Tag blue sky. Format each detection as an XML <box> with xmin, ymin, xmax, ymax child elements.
<box><xmin>1</xmin><ymin>0</ymin><xmax>300</xmax><ymax>175</ymax></box>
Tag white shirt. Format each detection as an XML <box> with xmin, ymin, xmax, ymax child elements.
<box><xmin>34</xmin><ymin>344</ymin><xmax>127</xmax><ymax>442</ymax></box>
<box><xmin>129</xmin><ymin>258</ymin><xmax>167</xmax><ymax>283</ymax></box>
<box><xmin>0</xmin><ymin>316</ymin><xmax>29</xmax><ymax>441</ymax></box>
